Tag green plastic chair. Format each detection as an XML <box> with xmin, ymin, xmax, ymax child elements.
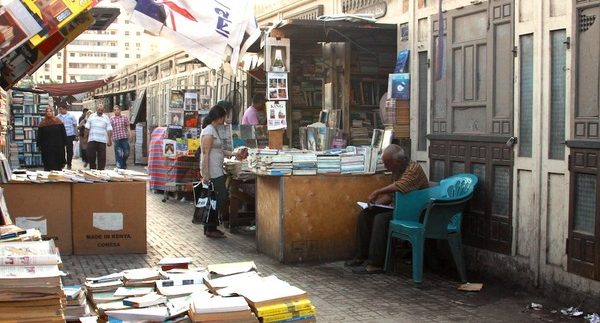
<box><xmin>384</xmin><ymin>173</ymin><xmax>478</xmax><ymax>285</ymax></box>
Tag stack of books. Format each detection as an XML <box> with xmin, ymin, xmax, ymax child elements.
<box><xmin>231</xmin><ymin>275</ymin><xmax>316</xmax><ymax>323</ymax></box>
<box><xmin>291</xmin><ymin>152</ymin><xmax>318</xmax><ymax>175</ymax></box>
<box><xmin>357</xmin><ymin>146</ymin><xmax>381</xmax><ymax>174</ymax></box>
<box><xmin>340</xmin><ymin>153</ymin><xmax>365</xmax><ymax>174</ymax></box>
<box><xmin>0</xmin><ymin>240</ymin><xmax>65</xmax><ymax>322</ymax></box>
<box><xmin>189</xmin><ymin>295</ymin><xmax>257</xmax><ymax>322</ymax></box>
<box><xmin>316</xmin><ymin>154</ymin><xmax>341</xmax><ymax>174</ymax></box>
<box><xmin>259</xmin><ymin>154</ymin><xmax>293</xmax><ymax>176</ymax></box>
<box><xmin>63</xmin><ymin>285</ymin><xmax>92</xmax><ymax>321</ymax></box>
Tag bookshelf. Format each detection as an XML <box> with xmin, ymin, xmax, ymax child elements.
<box><xmin>348</xmin><ymin>46</ymin><xmax>395</xmax><ymax>145</ymax></box>
<box><xmin>10</xmin><ymin>90</ymin><xmax>51</xmax><ymax>167</ymax></box>
<box><xmin>288</xmin><ymin>46</ymin><xmax>324</xmax><ymax>148</ymax></box>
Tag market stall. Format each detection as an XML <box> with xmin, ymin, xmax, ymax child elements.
<box><xmin>256</xmin><ymin>173</ymin><xmax>389</xmax><ymax>263</ymax></box>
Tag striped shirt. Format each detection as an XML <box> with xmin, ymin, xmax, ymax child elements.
<box><xmin>85</xmin><ymin>114</ymin><xmax>113</xmax><ymax>144</ymax></box>
<box><xmin>110</xmin><ymin>115</ymin><xmax>129</xmax><ymax>140</ymax></box>
<box><xmin>57</xmin><ymin>112</ymin><xmax>77</xmax><ymax>136</ymax></box>
<box><xmin>394</xmin><ymin>162</ymin><xmax>429</xmax><ymax>193</ymax></box>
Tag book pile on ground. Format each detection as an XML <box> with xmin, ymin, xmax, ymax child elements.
<box><xmin>0</xmin><ymin>240</ymin><xmax>66</xmax><ymax>322</ymax></box>
<box><xmin>64</xmin><ymin>285</ymin><xmax>93</xmax><ymax>321</ymax></box>
<box><xmin>86</xmin><ymin>266</ymin><xmax>208</xmax><ymax>322</ymax></box>
<box><xmin>222</xmin><ymin>275</ymin><xmax>316</xmax><ymax>323</ymax></box>
<box><xmin>0</xmin><ymin>224</ymin><xmax>41</xmax><ymax>242</ymax></box>
<box><xmin>122</xmin><ymin>268</ymin><xmax>161</xmax><ymax>287</ymax></box>
<box><xmin>316</xmin><ymin>154</ymin><xmax>341</xmax><ymax>174</ymax></box>
<box><xmin>341</xmin><ymin>152</ymin><xmax>365</xmax><ymax>174</ymax></box>
<box><xmin>189</xmin><ymin>294</ymin><xmax>257</xmax><ymax>322</ymax></box>
<box><xmin>158</xmin><ymin>257</ymin><xmax>193</xmax><ymax>271</ymax></box>
<box><xmin>291</xmin><ymin>152</ymin><xmax>318</xmax><ymax>175</ymax></box>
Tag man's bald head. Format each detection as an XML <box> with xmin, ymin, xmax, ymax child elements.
<box><xmin>381</xmin><ymin>144</ymin><xmax>408</xmax><ymax>173</ymax></box>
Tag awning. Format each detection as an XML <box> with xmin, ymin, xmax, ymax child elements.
<box><xmin>272</xmin><ymin>19</ymin><xmax>397</xmax><ymax>47</ymax></box>
<box><xmin>33</xmin><ymin>77</ymin><xmax>113</xmax><ymax>97</ymax></box>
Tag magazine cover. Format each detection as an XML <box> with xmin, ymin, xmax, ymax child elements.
<box><xmin>162</xmin><ymin>139</ymin><xmax>176</xmax><ymax>158</ymax></box>
<box><xmin>169</xmin><ymin>90</ymin><xmax>184</xmax><ymax>110</ymax></box>
<box><xmin>388</xmin><ymin>73</ymin><xmax>410</xmax><ymax>100</ymax></box>
<box><xmin>184</xmin><ymin>111</ymin><xmax>198</xmax><ymax>128</ymax></box>
<box><xmin>169</xmin><ymin>110</ymin><xmax>184</xmax><ymax>127</ymax></box>
<box><xmin>183</xmin><ymin>92</ymin><xmax>198</xmax><ymax>111</ymax></box>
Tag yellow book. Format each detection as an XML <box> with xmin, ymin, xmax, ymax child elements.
<box><xmin>188</xmin><ymin>138</ymin><xmax>200</xmax><ymax>154</ymax></box>
<box><xmin>261</xmin><ymin>306</ymin><xmax>316</xmax><ymax>323</ymax></box>
<box><xmin>256</xmin><ymin>299</ymin><xmax>313</xmax><ymax>317</ymax></box>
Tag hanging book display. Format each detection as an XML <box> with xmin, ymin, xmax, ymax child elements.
<box><xmin>265</xmin><ymin>37</ymin><xmax>290</xmax><ymax>73</ymax></box>
<box><xmin>266</xmin><ymin>101</ymin><xmax>287</xmax><ymax>131</ymax></box>
<box><xmin>267</xmin><ymin>72</ymin><xmax>288</xmax><ymax>101</ymax></box>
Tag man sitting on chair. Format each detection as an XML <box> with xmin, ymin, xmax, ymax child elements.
<box><xmin>347</xmin><ymin>144</ymin><xmax>429</xmax><ymax>274</ymax></box>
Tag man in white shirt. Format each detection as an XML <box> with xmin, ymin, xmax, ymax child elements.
<box><xmin>56</xmin><ymin>105</ymin><xmax>78</xmax><ymax>169</ymax></box>
<box><xmin>83</xmin><ymin>103</ymin><xmax>113</xmax><ymax>170</ymax></box>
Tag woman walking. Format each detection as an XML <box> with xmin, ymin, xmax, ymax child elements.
<box><xmin>37</xmin><ymin>107</ymin><xmax>68</xmax><ymax>171</ymax></box>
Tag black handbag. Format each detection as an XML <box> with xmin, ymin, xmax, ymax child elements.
<box><xmin>192</xmin><ymin>181</ymin><xmax>219</xmax><ymax>225</ymax></box>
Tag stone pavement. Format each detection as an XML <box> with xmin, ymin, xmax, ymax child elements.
<box><xmin>61</xmin><ymin>162</ymin><xmax>589</xmax><ymax>322</ymax></box>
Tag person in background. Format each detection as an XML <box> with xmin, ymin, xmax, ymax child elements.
<box><xmin>37</xmin><ymin>107</ymin><xmax>67</xmax><ymax>171</ymax></box>
<box><xmin>84</xmin><ymin>103</ymin><xmax>113</xmax><ymax>170</ymax></box>
<box><xmin>198</xmin><ymin>105</ymin><xmax>231</xmax><ymax>238</ymax></box>
<box><xmin>78</xmin><ymin>110</ymin><xmax>92</xmax><ymax>167</ymax></box>
<box><xmin>57</xmin><ymin>105</ymin><xmax>78</xmax><ymax>170</ymax></box>
<box><xmin>216</xmin><ymin>100</ymin><xmax>234</xmax><ymax>124</ymax></box>
<box><xmin>110</xmin><ymin>105</ymin><xmax>130</xmax><ymax>169</ymax></box>
<box><xmin>241</xmin><ymin>93</ymin><xmax>266</xmax><ymax>125</ymax></box>
<box><xmin>78</xmin><ymin>108</ymin><xmax>89</xmax><ymax>124</ymax></box>
<box><xmin>346</xmin><ymin>144</ymin><xmax>429</xmax><ymax>274</ymax></box>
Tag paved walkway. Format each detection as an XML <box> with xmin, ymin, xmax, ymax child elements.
<box><xmin>61</xmin><ymin>161</ymin><xmax>591</xmax><ymax>322</ymax></box>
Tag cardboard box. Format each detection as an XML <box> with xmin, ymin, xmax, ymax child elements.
<box><xmin>1</xmin><ymin>183</ymin><xmax>73</xmax><ymax>255</ymax></box>
<box><xmin>72</xmin><ymin>182</ymin><xmax>147</xmax><ymax>255</ymax></box>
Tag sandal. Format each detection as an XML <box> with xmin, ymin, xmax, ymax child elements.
<box><xmin>351</xmin><ymin>265</ymin><xmax>385</xmax><ymax>275</ymax></box>
<box><xmin>205</xmin><ymin>231</ymin><xmax>226</xmax><ymax>238</ymax></box>
<box><xmin>344</xmin><ymin>257</ymin><xmax>366</xmax><ymax>267</ymax></box>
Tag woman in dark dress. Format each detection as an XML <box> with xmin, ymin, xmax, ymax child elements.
<box><xmin>37</xmin><ymin>107</ymin><xmax>68</xmax><ymax>171</ymax></box>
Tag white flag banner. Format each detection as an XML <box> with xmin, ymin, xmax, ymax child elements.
<box><xmin>121</xmin><ymin>0</ymin><xmax>260</xmax><ymax>71</ymax></box>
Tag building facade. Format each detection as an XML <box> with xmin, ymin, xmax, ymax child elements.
<box><xmin>93</xmin><ymin>0</ymin><xmax>600</xmax><ymax>298</ymax></box>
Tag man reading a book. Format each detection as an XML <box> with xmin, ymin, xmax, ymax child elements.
<box><xmin>347</xmin><ymin>144</ymin><xmax>429</xmax><ymax>274</ymax></box>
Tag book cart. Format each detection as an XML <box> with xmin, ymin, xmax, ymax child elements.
<box><xmin>250</xmin><ymin>20</ymin><xmax>400</xmax><ymax>263</ymax></box>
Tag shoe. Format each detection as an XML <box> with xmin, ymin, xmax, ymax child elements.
<box><xmin>205</xmin><ymin>231</ymin><xmax>226</xmax><ymax>238</ymax></box>
<box><xmin>351</xmin><ymin>265</ymin><xmax>385</xmax><ymax>275</ymax></box>
<box><xmin>344</xmin><ymin>257</ymin><xmax>366</xmax><ymax>267</ymax></box>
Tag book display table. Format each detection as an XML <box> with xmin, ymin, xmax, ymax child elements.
<box><xmin>255</xmin><ymin>173</ymin><xmax>389</xmax><ymax>263</ymax></box>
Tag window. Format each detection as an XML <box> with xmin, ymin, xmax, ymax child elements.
<box><xmin>549</xmin><ymin>30</ymin><xmax>567</xmax><ymax>160</ymax></box>
<box><xmin>125</xmin><ymin>54</ymin><xmax>130</xmax><ymax>58</ymax></box>
<box><xmin>519</xmin><ymin>34</ymin><xmax>534</xmax><ymax>157</ymax></box>
<box><xmin>125</xmin><ymin>31</ymin><xmax>130</xmax><ymax>35</ymax></box>
<box><xmin>136</xmin><ymin>54</ymin><xmax>141</xmax><ymax>58</ymax></box>
<box><xmin>57</xmin><ymin>64</ymin><xmax>62</xmax><ymax>69</ymax></box>
<box><xmin>111</xmin><ymin>65</ymin><xmax>116</xmax><ymax>69</ymax></box>
<box><xmin>57</xmin><ymin>76</ymin><xmax>62</xmax><ymax>80</ymax></box>
<box><xmin>125</xmin><ymin>42</ymin><xmax>129</xmax><ymax>47</ymax></box>
<box><xmin>136</xmin><ymin>31</ymin><xmax>141</xmax><ymax>36</ymax></box>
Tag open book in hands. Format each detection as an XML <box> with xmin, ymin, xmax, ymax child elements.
<box><xmin>356</xmin><ymin>201</ymin><xmax>394</xmax><ymax>210</ymax></box>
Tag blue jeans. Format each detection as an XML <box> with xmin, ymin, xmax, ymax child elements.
<box><xmin>114</xmin><ymin>138</ymin><xmax>130</xmax><ymax>169</ymax></box>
